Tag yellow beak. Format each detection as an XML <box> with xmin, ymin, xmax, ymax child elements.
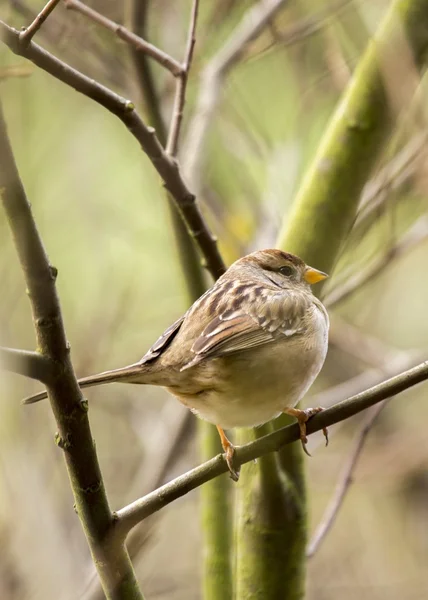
<box><xmin>304</xmin><ymin>266</ymin><xmax>328</xmax><ymax>285</ymax></box>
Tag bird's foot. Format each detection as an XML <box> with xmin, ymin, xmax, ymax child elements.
<box><xmin>283</xmin><ymin>407</ymin><xmax>328</xmax><ymax>456</ymax></box>
<box><xmin>216</xmin><ymin>425</ymin><xmax>240</xmax><ymax>482</ymax></box>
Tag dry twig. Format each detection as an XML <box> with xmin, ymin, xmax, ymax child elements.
<box><xmin>64</xmin><ymin>0</ymin><xmax>182</xmax><ymax>76</ymax></box>
<box><xmin>166</xmin><ymin>0</ymin><xmax>200</xmax><ymax>156</ymax></box>
<box><xmin>19</xmin><ymin>0</ymin><xmax>61</xmax><ymax>44</ymax></box>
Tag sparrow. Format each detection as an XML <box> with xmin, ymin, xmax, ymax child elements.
<box><xmin>24</xmin><ymin>249</ymin><xmax>329</xmax><ymax>481</ymax></box>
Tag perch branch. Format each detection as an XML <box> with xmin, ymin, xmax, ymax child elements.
<box><xmin>114</xmin><ymin>359</ymin><xmax>428</xmax><ymax>536</ymax></box>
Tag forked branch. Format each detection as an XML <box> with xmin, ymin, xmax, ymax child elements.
<box><xmin>19</xmin><ymin>0</ymin><xmax>61</xmax><ymax>44</ymax></box>
<box><xmin>0</xmin><ymin>102</ymin><xmax>144</xmax><ymax>600</ymax></box>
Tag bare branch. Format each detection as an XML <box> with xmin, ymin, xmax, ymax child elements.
<box><xmin>306</xmin><ymin>400</ymin><xmax>388</xmax><ymax>558</ymax></box>
<box><xmin>19</xmin><ymin>0</ymin><xmax>61</xmax><ymax>44</ymax></box>
<box><xmin>0</xmin><ymin>101</ymin><xmax>144</xmax><ymax>599</ymax></box>
<box><xmin>166</xmin><ymin>0</ymin><xmax>200</xmax><ymax>157</ymax></box>
<box><xmin>114</xmin><ymin>359</ymin><xmax>428</xmax><ymax>536</ymax></box>
<box><xmin>0</xmin><ymin>19</ymin><xmax>226</xmax><ymax>280</ymax></box>
<box><xmin>182</xmin><ymin>0</ymin><xmax>289</xmax><ymax>193</ymax></box>
<box><xmin>0</xmin><ymin>346</ymin><xmax>53</xmax><ymax>383</ymax></box>
<box><xmin>324</xmin><ymin>215</ymin><xmax>428</xmax><ymax>308</ymax></box>
<box><xmin>64</xmin><ymin>0</ymin><xmax>183</xmax><ymax>77</ymax></box>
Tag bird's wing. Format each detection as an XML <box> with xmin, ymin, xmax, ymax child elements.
<box><xmin>140</xmin><ymin>314</ymin><xmax>185</xmax><ymax>364</ymax></box>
<box><xmin>181</xmin><ymin>284</ymin><xmax>310</xmax><ymax>370</ymax></box>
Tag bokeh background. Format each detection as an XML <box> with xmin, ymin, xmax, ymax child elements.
<box><xmin>1</xmin><ymin>0</ymin><xmax>428</xmax><ymax>598</ymax></box>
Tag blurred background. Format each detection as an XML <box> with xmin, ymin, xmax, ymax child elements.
<box><xmin>1</xmin><ymin>0</ymin><xmax>428</xmax><ymax>598</ymax></box>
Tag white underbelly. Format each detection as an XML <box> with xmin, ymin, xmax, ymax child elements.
<box><xmin>185</xmin><ymin>333</ymin><xmax>327</xmax><ymax>429</ymax></box>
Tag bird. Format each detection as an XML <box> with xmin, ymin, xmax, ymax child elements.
<box><xmin>23</xmin><ymin>249</ymin><xmax>329</xmax><ymax>481</ymax></box>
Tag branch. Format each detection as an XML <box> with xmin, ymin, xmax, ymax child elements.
<box><xmin>166</xmin><ymin>0</ymin><xmax>199</xmax><ymax>156</ymax></box>
<box><xmin>0</xmin><ymin>346</ymin><xmax>53</xmax><ymax>383</ymax></box>
<box><xmin>306</xmin><ymin>400</ymin><xmax>388</xmax><ymax>558</ymax></box>
<box><xmin>0</xmin><ymin>102</ymin><xmax>144</xmax><ymax>599</ymax></box>
<box><xmin>64</xmin><ymin>0</ymin><xmax>183</xmax><ymax>77</ymax></box>
<box><xmin>0</xmin><ymin>19</ymin><xmax>226</xmax><ymax>280</ymax></box>
<box><xmin>114</xmin><ymin>359</ymin><xmax>428</xmax><ymax>536</ymax></box>
<box><xmin>182</xmin><ymin>0</ymin><xmax>289</xmax><ymax>193</ymax></box>
<box><xmin>19</xmin><ymin>0</ymin><xmax>61</xmax><ymax>44</ymax></box>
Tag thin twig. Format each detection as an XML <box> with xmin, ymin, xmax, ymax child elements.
<box><xmin>0</xmin><ymin>346</ymin><xmax>53</xmax><ymax>383</ymax></box>
<box><xmin>19</xmin><ymin>0</ymin><xmax>61</xmax><ymax>44</ymax></box>
<box><xmin>127</xmin><ymin>0</ymin><xmax>207</xmax><ymax>301</ymax></box>
<box><xmin>64</xmin><ymin>0</ymin><xmax>183</xmax><ymax>76</ymax></box>
<box><xmin>182</xmin><ymin>0</ymin><xmax>289</xmax><ymax>193</ymax></box>
<box><xmin>11</xmin><ymin>0</ymin><xmax>127</xmax><ymax>88</ymax></box>
<box><xmin>306</xmin><ymin>400</ymin><xmax>388</xmax><ymax>558</ymax></box>
<box><xmin>324</xmin><ymin>215</ymin><xmax>428</xmax><ymax>308</ymax></box>
<box><xmin>166</xmin><ymin>0</ymin><xmax>200</xmax><ymax>156</ymax></box>
<box><xmin>0</xmin><ymin>19</ymin><xmax>226</xmax><ymax>280</ymax></box>
<box><xmin>113</xmin><ymin>359</ymin><xmax>428</xmax><ymax>536</ymax></box>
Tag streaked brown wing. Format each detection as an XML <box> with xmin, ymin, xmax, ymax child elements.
<box><xmin>181</xmin><ymin>283</ymin><xmax>310</xmax><ymax>370</ymax></box>
<box><xmin>140</xmin><ymin>315</ymin><xmax>185</xmax><ymax>364</ymax></box>
<box><xmin>181</xmin><ymin>312</ymin><xmax>275</xmax><ymax>370</ymax></box>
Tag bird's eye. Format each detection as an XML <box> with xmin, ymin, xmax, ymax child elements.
<box><xmin>279</xmin><ymin>265</ymin><xmax>294</xmax><ymax>277</ymax></box>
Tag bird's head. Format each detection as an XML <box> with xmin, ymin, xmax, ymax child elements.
<box><xmin>232</xmin><ymin>249</ymin><xmax>328</xmax><ymax>291</ymax></box>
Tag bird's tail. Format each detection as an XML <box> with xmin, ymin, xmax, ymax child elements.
<box><xmin>22</xmin><ymin>362</ymin><xmax>147</xmax><ymax>405</ymax></box>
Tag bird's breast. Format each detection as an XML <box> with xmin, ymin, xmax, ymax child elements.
<box><xmin>170</xmin><ymin>314</ymin><xmax>328</xmax><ymax>429</ymax></box>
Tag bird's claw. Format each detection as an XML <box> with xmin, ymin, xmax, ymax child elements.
<box><xmin>225</xmin><ymin>445</ymin><xmax>240</xmax><ymax>482</ymax></box>
<box><xmin>284</xmin><ymin>406</ymin><xmax>328</xmax><ymax>455</ymax></box>
<box><xmin>217</xmin><ymin>425</ymin><xmax>240</xmax><ymax>482</ymax></box>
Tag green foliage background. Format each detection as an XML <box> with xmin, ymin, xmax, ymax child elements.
<box><xmin>1</xmin><ymin>0</ymin><xmax>428</xmax><ymax>598</ymax></box>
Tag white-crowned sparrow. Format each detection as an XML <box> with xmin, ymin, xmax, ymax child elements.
<box><xmin>24</xmin><ymin>249</ymin><xmax>329</xmax><ymax>480</ymax></box>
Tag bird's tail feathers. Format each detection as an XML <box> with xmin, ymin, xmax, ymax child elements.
<box><xmin>22</xmin><ymin>362</ymin><xmax>147</xmax><ymax>405</ymax></box>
